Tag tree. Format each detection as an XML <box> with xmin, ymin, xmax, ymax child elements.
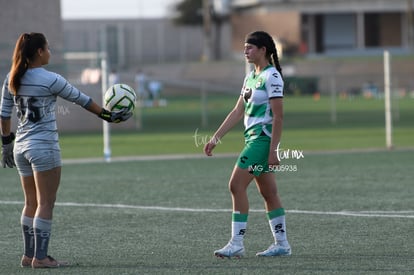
<box><xmin>172</xmin><ymin>0</ymin><xmax>203</xmax><ymax>25</ymax></box>
<box><xmin>173</xmin><ymin>0</ymin><xmax>228</xmax><ymax>60</ymax></box>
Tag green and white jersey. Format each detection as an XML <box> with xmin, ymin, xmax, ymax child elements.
<box><xmin>240</xmin><ymin>65</ymin><xmax>283</xmax><ymax>135</ymax></box>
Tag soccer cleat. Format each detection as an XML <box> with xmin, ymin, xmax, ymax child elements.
<box><xmin>256</xmin><ymin>243</ymin><xmax>291</xmax><ymax>257</ymax></box>
<box><xmin>214</xmin><ymin>241</ymin><xmax>245</xmax><ymax>258</ymax></box>
<box><xmin>31</xmin><ymin>255</ymin><xmax>70</xmax><ymax>268</ymax></box>
<box><xmin>20</xmin><ymin>255</ymin><xmax>33</xmax><ymax>268</ymax></box>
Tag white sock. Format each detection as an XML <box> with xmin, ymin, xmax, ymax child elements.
<box><xmin>231</xmin><ymin>221</ymin><xmax>247</xmax><ymax>244</ymax></box>
<box><xmin>269</xmin><ymin>215</ymin><xmax>289</xmax><ymax>247</ymax></box>
<box><xmin>231</xmin><ymin>212</ymin><xmax>248</xmax><ymax>244</ymax></box>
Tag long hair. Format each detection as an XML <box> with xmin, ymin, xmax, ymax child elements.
<box><xmin>8</xmin><ymin>32</ymin><xmax>47</xmax><ymax>95</ymax></box>
<box><xmin>245</xmin><ymin>31</ymin><xmax>283</xmax><ymax>78</ymax></box>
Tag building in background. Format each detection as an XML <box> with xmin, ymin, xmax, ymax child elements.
<box><xmin>230</xmin><ymin>0</ymin><xmax>413</xmax><ymax>56</ymax></box>
<box><xmin>1</xmin><ymin>0</ymin><xmax>413</xmax><ymax>73</ymax></box>
<box><xmin>63</xmin><ymin>18</ymin><xmax>231</xmax><ymax>69</ymax></box>
<box><xmin>1</xmin><ymin>0</ymin><xmax>413</xmax><ymax>132</ymax></box>
<box><xmin>0</xmin><ymin>0</ymin><xmax>63</xmax><ymax>77</ymax></box>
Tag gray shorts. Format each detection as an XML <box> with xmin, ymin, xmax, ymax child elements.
<box><xmin>14</xmin><ymin>149</ymin><xmax>62</xmax><ymax>176</ymax></box>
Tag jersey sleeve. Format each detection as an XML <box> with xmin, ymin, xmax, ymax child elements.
<box><xmin>266</xmin><ymin>70</ymin><xmax>283</xmax><ymax>99</ymax></box>
<box><xmin>0</xmin><ymin>76</ymin><xmax>14</xmax><ymax>119</ymax></box>
<box><xmin>50</xmin><ymin>73</ymin><xmax>92</xmax><ymax>108</ymax></box>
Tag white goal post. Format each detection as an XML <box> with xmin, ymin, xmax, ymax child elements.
<box><xmin>383</xmin><ymin>50</ymin><xmax>393</xmax><ymax>150</ymax></box>
<box><xmin>63</xmin><ymin>51</ymin><xmax>111</xmax><ymax>162</ymax></box>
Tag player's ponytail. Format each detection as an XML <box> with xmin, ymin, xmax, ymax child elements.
<box><xmin>245</xmin><ymin>31</ymin><xmax>283</xmax><ymax>78</ymax></box>
<box><xmin>270</xmin><ymin>46</ymin><xmax>283</xmax><ymax>79</ymax></box>
<box><xmin>9</xmin><ymin>33</ymin><xmax>47</xmax><ymax>95</ymax></box>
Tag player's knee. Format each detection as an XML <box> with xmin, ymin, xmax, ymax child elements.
<box><xmin>258</xmin><ymin>187</ymin><xmax>278</xmax><ymax>201</ymax></box>
<box><xmin>228</xmin><ymin>181</ymin><xmax>246</xmax><ymax>195</ymax></box>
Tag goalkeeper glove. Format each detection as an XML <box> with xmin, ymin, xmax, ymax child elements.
<box><xmin>1</xmin><ymin>132</ymin><xmax>16</xmax><ymax>168</ymax></box>
<box><xmin>99</xmin><ymin>108</ymin><xmax>132</xmax><ymax>123</ymax></box>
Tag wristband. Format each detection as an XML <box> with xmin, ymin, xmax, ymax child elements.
<box><xmin>1</xmin><ymin>132</ymin><xmax>15</xmax><ymax>145</ymax></box>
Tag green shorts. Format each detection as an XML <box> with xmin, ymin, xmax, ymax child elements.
<box><xmin>236</xmin><ymin>125</ymin><xmax>272</xmax><ymax>177</ymax></box>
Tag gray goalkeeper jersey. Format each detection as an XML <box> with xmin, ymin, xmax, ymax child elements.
<box><xmin>0</xmin><ymin>67</ymin><xmax>92</xmax><ymax>152</ymax></box>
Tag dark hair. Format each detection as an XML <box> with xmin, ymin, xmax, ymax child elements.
<box><xmin>8</xmin><ymin>32</ymin><xmax>47</xmax><ymax>95</ymax></box>
<box><xmin>245</xmin><ymin>31</ymin><xmax>283</xmax><ymax>78</ymax></box>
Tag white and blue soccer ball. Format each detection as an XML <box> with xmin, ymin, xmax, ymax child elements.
<box><xmin>104</xmin><ymin>83</ymin><xmax>136</xmax><ymax>114</ymax></box>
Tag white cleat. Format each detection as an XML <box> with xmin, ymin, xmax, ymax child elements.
<box><xmin>214</xmin><ymin>241</ymin><xmax>245</xmax><ymax>259</ymax></box>
<box><xmin>256</xmin><ymin>243</ymin><xmax>291</xmax><ymax>257</ymax></box>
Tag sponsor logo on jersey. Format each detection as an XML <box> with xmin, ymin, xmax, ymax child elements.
<box><xmin>243</xmin><ymin>88</ymin><xmax>252</xmax><ymax>102</ymax></box>
<box><xmin>271</xmin><ymin>83</ymin><xmax>283</xmax><ymax>94</ymax></box>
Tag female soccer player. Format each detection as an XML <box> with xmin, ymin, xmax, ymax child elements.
<box><xmin>204</xmin><ymin>31</ymin><xmax>291</xmax><ymax>258</ymax></box>
<box><xmin>0</xmin><ymin>32</ymin><xmax>130</xmax><ymax>268</ymax></box>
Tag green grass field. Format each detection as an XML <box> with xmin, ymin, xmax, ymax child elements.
<box><xmin>0</xmin><ymin>150</ymin><xmax>413</xmax><ymax>274</ymax></box>
<box><xmin>1</xmin><ymin>95</ymin><xmax>413</xmax><ymax>274</ymax></box>
<box><xmin>59</xmin><ymin>95</ymin><xmax>414</xmax><ymax>158</ymax></box>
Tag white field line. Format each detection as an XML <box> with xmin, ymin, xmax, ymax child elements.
<box><xmin>1</xmin><ymin>200</ymin><xmax>413</xmax><ymax>219</ymax></box>
<box><xmin>62</xmin><ymin>153</ymin><xmax>238</xmax><ymax>164</ymax></box>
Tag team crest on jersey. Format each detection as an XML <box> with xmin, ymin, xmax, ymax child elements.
<box><xmin>255</xmin><ymin>77</ymin><xmax>264</xmax><ymax>89</ymax></box>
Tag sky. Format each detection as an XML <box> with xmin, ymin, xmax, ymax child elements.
<box><xmin>61</xmin><ymin>0</ymin><xmax>181</xmax><ymax>19</ymax></box>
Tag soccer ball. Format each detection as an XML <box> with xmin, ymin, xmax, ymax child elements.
<box><xmin>104</xmin><ymin>84</ymin><xmax>136</xmax><ymax>114</ymax></box>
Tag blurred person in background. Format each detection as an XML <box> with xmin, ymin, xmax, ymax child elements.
<box><xmin>134</xmin><ymin>68</ymin><xmax>148</xmax><ymax>100</ymax></box>
<box><xmin>148</xmin><ymin>79</ymin><xmax>162</xmax><ymax>107</ymax></box>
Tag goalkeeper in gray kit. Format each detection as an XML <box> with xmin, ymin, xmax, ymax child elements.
<box><xmin>0</xmin><ymin>32</ymin><xmax>130</xmax><ymax>268</ymax></box>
